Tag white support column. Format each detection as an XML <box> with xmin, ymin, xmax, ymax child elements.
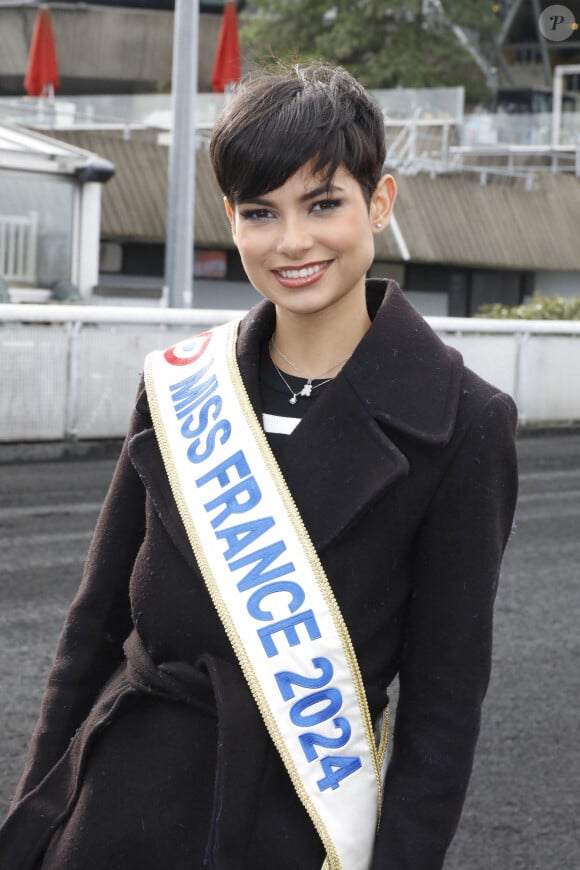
<box><xmin>75</xmin><ymin>182</ymin><xmax>102</xmax><ymax>298</ymax></box>
<box><xmin>552</xmin><ymin>67</ymin><xmax>563</xmax><ymax>149</ymax></box>
<box><xmin>551</xmin><ymin>65</ymin><xmax>580</xmax><ymax>150</ymax></box>
<box><xmin>164</xmin><ymin>0</ymin><xmax>200</xmax><ymax>308</ymax></box>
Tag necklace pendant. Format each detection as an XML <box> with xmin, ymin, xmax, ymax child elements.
<box><xmin>300</xmin><ymin>382</ymin><xmax>313</xmax><ymax>398</ymax></box>
<box><xmin>289</xmin><ymin>395</ymin><xmax>298</xmax><ymax>405</ymax></box>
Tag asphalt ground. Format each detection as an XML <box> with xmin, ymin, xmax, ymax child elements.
<box><xmin>0</xmin><ymin>432</ymin><xmax>579</xmax><ymax>868</ymax></box>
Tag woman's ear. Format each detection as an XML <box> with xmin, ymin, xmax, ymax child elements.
<box><xmin>371</xmin><ymin>174</ymin><xmax>397</xmax><ymax>233</ymax></box>
<box><xmin>223</xmin><ymin>197</ymin><xmax>237</xmax><ymax>244</ymax></box>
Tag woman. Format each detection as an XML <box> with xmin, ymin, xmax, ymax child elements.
<box><xmin>0</xmin><ymin>63</ymin><xmax>518</xmax><ymax>869</ymax></box>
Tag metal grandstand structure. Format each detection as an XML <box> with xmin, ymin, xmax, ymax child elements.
<box><xmin>384</xmin><ymin>65</ymin><xmax>580</xmax><ymax>183</ymax></box>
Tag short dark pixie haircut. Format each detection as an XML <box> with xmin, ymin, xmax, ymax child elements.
<box><xmin>209</xmin><ymin>62</ymin><xmax>386</xmax><ymax>207</ymax></box>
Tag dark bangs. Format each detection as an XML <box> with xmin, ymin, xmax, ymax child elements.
<box><xmin>209</xmin><ymin>64</ymin><xmax>386</xmax><ymax>206</ymax></box>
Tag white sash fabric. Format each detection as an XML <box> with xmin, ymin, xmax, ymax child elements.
<box><xmin>144</xmin><ymin>320</ymin><xmax>385</xmax><ymax>869</ymax></box>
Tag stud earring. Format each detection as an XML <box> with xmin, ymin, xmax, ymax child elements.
<box><xmin>375</xmin><ymin>222</ymin><xmax>383</xmax><ymax>230</ymax></box>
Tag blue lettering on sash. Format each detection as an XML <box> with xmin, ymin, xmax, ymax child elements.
<box><xmin>215</xmin><ymin>517</ymin><xmax>275</xmax><ymax>560</ymax></box>
<box><xmin>203</xmin><ymin>476</ymin><xmax>262</xmax><ymax>528</ymax></box>
<box><xmin>167</xmin><ymin>354</ymin><xmax>362</xmax><ymax>792</ymax></box>
<box><xmin>246</xmin><ymin>579</ymin><xmax>306</xmax><ymax>620</ymax></box>
<box><xmin>231</xmin><ymin>541</ymin><xmax>295</xmax><ymax>591</ymax></box>
<box><xmin>170</xmin><ymin>371</ymin><xmax>231</xmax><ymax>461</ymax></box>
<box><xmin>181</xmin><ymin>395</ymin><xmax>222</xmax><ymax>438</ymax></box>
<box><xmin>186</xmin><ymin>418</ymin><xmax>231</xmax><ymax>464</ymax></box>
<box><xmin>170</xmin><ymin>362</ymin><xmax>217</xmax><ymax>419</ymax></box>
<box><xmin>196</xmin><ymin>448</ymin><xmax>249</xmax><ymax>488</ymax></box>
<box><xmin>258</xmin><ymin>609</ymin><xmax>322</xmax><ymax>657</ymax></box>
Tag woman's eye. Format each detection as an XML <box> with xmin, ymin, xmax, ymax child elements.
<box><xmin>240</xmin><ymin>208</ymin><xmax>274</xmax><ymax>221</ymax></box>
<box><xmin>311</xmin><ymin>198</ymin><xmax>343</xmax><ymax>213</ymax></box>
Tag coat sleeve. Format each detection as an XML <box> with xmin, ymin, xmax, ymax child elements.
<box><xmin>372</xmin><ymin>391</ymin><xmax>518</xmax><ymax>869</ymax></box>
<box><xmin>11</xmin><ymin>394</ymin><xmax>148</xmax><ymax>807</ymax></box>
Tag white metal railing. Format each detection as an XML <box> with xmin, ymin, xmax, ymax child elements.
<box><xmin>373</xmin><ymin>86</ymin><xmax>465</xmax><ymax>122</ymax></box>
<box><xmin>385</xmin><ymin>117</ymin><xmax>455</xmax><ymax>174</ymax></box>
<box><xmin>1</xmin><ymin>305</ymin><xmax>579</xmax><ymax>439</ymax></box>
<box><xmin>461</xmin><ymin>111</ymin><xmax>580</xmax><ymax>149</ymax></box>
<box><xmin>0</xmin><ymin>305</ymin><xmax>244</xmax><ymax>443</ymax></box>
<box><xmin>0</xmin><ymin>303</ymin><xmax>578</xmax><ymax>333</ymax></box>
<box><xmin>428</xmin><ymin>316</ymin><xmax>580</xmax><ymax>336</ymax></box>
<box><xmin>0</xmin><ymin>303</ymin><xmax>245</xmax><ymax>326</ymax></box>
<box><xmin>0</xmin><ymin>88</ymin><xmax>465</xmax><ymax>132</ymax></box>
<box><xmin>0</xmin><ymin>213</ymin><xmax>38</xmax><ymax>284</ymax></box>
<box><xmin>449</xmin><ymin>143</ymin><xmax>580</xmax><ymax>179</ymax></box>
<box><xmin>385</xmin><ymin>120</ymin><xmax>580</xmax><ymax>179</ymax></box>
<box><xmin>3</xmin><ymin>94</ymin><xmax>578</xmax><ymax>180</ymax></box>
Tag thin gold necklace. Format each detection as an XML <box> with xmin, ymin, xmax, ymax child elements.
<box><xmin>269</xmin><ymin>338</ymin><xmax>351</xmax><ymax>405</ymax></box>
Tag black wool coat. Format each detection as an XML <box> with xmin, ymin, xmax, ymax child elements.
<box><xmin>0</xmin><ymin>280</ymin><xmax>518</xmax><ymax>869</ymax></box>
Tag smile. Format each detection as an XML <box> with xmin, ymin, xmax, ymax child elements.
<box><xmin>273</xmin><ymin>261</ymin><xmax>332</xmax><ymax>287</ymax></box>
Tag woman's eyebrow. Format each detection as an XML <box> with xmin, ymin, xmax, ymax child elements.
<box><xmin>299</xmin><ymin>183</ymin><xmax>344</xmax><ymax>202</ymax></box>
<box><xmin>239</xmin><ymin>184</ymin><xmax>344</xmax><ymax>207</ymax></box>
<box><xmin>238</xmin><ymin>195</ymin><xmax>275</xmax><ymax>207</ymax></box>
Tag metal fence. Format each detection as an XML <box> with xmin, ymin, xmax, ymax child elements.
<box><xmin>1</xmin><ymin>303</ymin><xmax>579</xmax><ymax>442</ymax></box>
<box><xmin>0</xmin><ymin>213</ymin><xmax>38</xmax><ymax>284</ymax></box>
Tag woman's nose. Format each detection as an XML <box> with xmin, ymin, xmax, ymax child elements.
<box><xmin>276</xmin><ymin>217</ymin><xmax>312</xmax><ymax>257</ymax></box>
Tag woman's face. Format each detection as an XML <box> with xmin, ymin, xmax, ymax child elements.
<box><xmin>225</xmin><ymin>163</ymin><xmax>395</xmax><ymax>323</ymax></box>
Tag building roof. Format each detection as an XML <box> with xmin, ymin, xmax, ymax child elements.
<box><xmin>380</xmin><ymin>171</ymin><xmax>580</xmax><ymax>271</ymax></box>
<box><xmin>0</xmin><ymin>4</ymin><xmax>223</xmax><ymax>96</ymax></box>
<box><xmin>51</xmin><ymin>128</ymin><xmax>580</xmax><ymax>272</ymax></box>
<box><xmin>49</xmin><ymin>129</ymin><xmax>228</xmax><ymax>245</ymax></box>
<box><xmin>0</xmin><ymin>121</ymin><xmax>113</xmax><ymax>177</ymax></box>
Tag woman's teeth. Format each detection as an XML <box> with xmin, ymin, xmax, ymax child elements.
<box><xmin>278</xmin><ymin>263</ymin><xmax>326</xmax><ymax>279</ymax></box>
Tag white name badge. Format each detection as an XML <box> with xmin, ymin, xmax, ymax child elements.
<box><xmin>145</xmin><ymin>320</ymin><xmax>385</xmax><ymax>869</ymax></box>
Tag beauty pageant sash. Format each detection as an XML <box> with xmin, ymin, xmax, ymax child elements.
<box><xmin>144</xmin><ymin>320</ymin><xmax>386</xmax><ymax>869</ymax></box>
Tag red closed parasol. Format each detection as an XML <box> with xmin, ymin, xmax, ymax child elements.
<box><xmin>211</xmin><ymin>2</ymin><xmax>241</xmax><ymax>93</ymax></box>
<box><xmin>24</xmin><ymin>5</ymin><xmax>60</xmax><ymax>97</ymax></box>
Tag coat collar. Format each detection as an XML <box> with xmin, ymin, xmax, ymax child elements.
<box><xmin>235</xmin><ymin>279</ymin><xmax>463</xmax><ymax>445</ymax></box>
<box><xmin>130</xmin><ymin>280</ymin><xmax>464</xmax><ymax>555</ymax></box>
<box><xmin>232</xmin><ymin>279</ymin><xmax>463</xmax><ymax>550</ymax></box>
<box><xmin>347</xmin><ymin>279</ymin><xmax>463</xmax><ymax>443</ymax></box>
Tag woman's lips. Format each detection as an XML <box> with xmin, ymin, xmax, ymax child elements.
<box><xmin>272</xmin><ymin>260</ymin><xmax>332</xmax><ymax>288</ymax></box>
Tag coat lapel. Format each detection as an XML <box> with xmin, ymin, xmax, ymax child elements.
<box><xmin>128</xmin><ymin>280</ymin><xmax>464</xmax><ymax>560</ymax></box>
<box><xmin>128</xmin><ymin>404</ymin><xmax>200</xmax><ymax>571</ymax></box>
<box><xmin>349</xmin><ymin>280</ymin><xmax>464</xmax><ymax>444</ymax></box>
<box><xmin>235</xmin><ymin>280</ymin><xmax>464</xmax><ymax>552</ymax></box>
<box><xmin>268</xmin><ymin>376</ymin><xmax>411</xmax><ymax>552</ymax></box>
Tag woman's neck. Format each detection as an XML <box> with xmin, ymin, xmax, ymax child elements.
<box><xmin>271</xmin><ymin>304</ymin><xmax>371</xmax><ymax>380</ymax></box>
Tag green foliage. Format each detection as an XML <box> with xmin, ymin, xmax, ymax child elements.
<box><xmin>240</xmin><ymin>0</ymin><xmax>502</xmax><ymax>105</ymax></box>
<box><xmin>477</xmin><ymin>294</ymin><xmax>580</xmax><ymax>320</ymax></box>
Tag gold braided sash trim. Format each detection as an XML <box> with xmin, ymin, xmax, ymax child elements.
<box><xmin>145</xmin><ymin>320</ymin><xmax>387</xmax><ymax>869</ymax></box>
